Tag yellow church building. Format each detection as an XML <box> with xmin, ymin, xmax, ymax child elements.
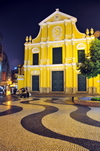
<box><xmin>18</xmin><ymin>9</ymin><xmax>100</xmax><ymax>94</ymax></box>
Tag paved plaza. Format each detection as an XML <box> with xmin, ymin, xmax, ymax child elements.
<box><xmin>0</xmin><ymin>94</ymin><xmax>100</xmax><ymax>151</ymax></box>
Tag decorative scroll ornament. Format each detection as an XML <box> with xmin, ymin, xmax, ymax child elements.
<box><xmin>32</xmin><ymin>48</ymin><xmax>40</xmax><ymax>53</ymax></box>
<box><xmin>31</xmin><ymin>70</ymin><xmax>40</xmax><ymax>75</ymax></box>
<box><xmin>76</xmin><ymin>43</ymin><xmax>86</xmax><ymax>49</ymax></box>
<box><xmin>52</xmin><ymin>26</ymin><xmax>62</xmax><ymax>38</ymax></box>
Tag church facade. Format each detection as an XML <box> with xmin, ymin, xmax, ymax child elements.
<box><xmin>18</xmin><ymin>9</ymin><xmax>99</xmax><ymax>94</ymax></box>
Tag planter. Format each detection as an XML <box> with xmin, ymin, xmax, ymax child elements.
<box><xmin>74</xmin><ymin>96</ymin><xmax>100</xmax><ymax>107</ymax></box>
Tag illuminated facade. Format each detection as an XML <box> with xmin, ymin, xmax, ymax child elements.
<box><xmin>18</xmin><ymin>9</ymin><xmax>99</xmax><ymax>94</ymax></box>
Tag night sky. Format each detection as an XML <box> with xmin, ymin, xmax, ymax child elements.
<box><xmin>0</xmin><ymin>0</ymin><xmax>100</xmax><ymax>70</ymax></box>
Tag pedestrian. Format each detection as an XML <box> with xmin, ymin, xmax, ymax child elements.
<box><xmin>72</xmin><ymin>96</ymin><xmax>74</xmax><ymax>102</ymax></box>
<box><xmin>14</xmin><ymin>87</ymin><xmax>17</xmax><ymax>94</ymax></box>
<box><xmin>26</xmin><ymin>88</ymin><xmax>29</xmax><ymax>98</ymax></box>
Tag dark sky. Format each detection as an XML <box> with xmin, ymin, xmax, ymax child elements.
<box><xmin>0</xmin><ymin>0</ymin><xmax>100</xmax><ymax>70</ymax></box>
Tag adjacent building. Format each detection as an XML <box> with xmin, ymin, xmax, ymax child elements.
<box><xmin>11</xmin><ymin>67</ymin><xmax>18</xmax><ymax>84</ymax></box>
<box><xmin>18</xmin><ymin>9</ymin><xmax>100</xmax><ymax>94</ymax></box>
<box><xmin>0</xmin><ymin>43</ymin><xmax>10</xmax><ymax>85</ymax></box>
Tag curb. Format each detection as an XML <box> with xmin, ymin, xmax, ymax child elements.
<box><xmin>74</xmin><ymin>97</ymin><xmax>100</xmax><ymax>107</ymax></box>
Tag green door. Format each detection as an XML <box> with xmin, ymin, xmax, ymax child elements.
<box><xmin>32</xmin><ymin>75</ymin><xmax>39</xmax><ymax>91</ymax></box>
<box><xmin>78</xmin><ymin>74</ymin><xmax>86</xmax><ymax>91</ymax></box>
<box><xmin>52</xmin><ymin>71</ymin><xmax>64</xmax><ymax>91</ymax></box>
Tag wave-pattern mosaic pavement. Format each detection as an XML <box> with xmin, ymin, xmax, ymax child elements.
<box><xmin>0</xmin><ymin>96</ymin><xmax>100</xmax><ymax>150</ymax></box>
<box><xmin>21</xmin><ymin>98</ymin><xmax>100</xmax><ymax>150</ymax></box>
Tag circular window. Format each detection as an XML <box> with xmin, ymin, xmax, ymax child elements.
<box><xmin>54</xmin><ymin>15</ymin><xmax>60</xmax><ymax>21</ymax></box>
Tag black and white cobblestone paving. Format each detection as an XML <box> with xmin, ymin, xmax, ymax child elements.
<box><xmin>0</xmin><ymin>95</ymin><xmax>100</xmax><ymax>151</ymax></box>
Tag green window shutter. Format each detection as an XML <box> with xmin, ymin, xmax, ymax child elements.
<box><xmin>53</xmin><ymin>47</ymin><xmax>62</xmax><ymax>64</ymax></box>
<box><xmin>78</xmin><ymin>74</ymin><xmax>86</xmax><ymax>91</ymax></box>
<box><xmin>33</xmin><ymin>53</ymin><xmax>39</xmax><ymax>65</ymax></box>
<box><xmin>78</xmin><ymin>50</ymin><xmax>85</xmax><ymax>63</ymax></box>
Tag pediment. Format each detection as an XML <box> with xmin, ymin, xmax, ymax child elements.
<box><xmin>39</xmin><ymin>9</ymin><xmax>77</xmax><ymax>26</ymax></box>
